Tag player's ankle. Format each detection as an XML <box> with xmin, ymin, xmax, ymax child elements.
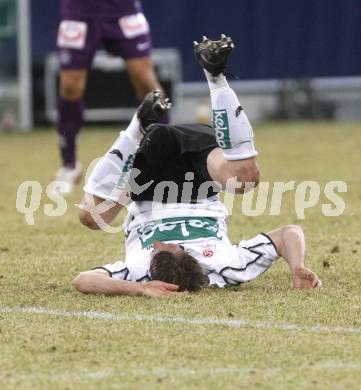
<box><xmin>124</xmin><ymin>114</ymin><xmax>143</xmax><ymax>144</ymax></box>
<box><xmin>205</xmin><ymin>70</ymin><xmax>228</xmax><ymax>90</ymax></box>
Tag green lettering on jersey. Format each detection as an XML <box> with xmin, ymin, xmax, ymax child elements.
<box><xmin>137</xmin><ymin>216</ymin><xmax>222</xmax><ymax>248</ymax></box>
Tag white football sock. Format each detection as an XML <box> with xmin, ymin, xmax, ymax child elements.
<box><xmin>205</xmin><ymin>70</ymin><xmax>258</xmax><ymax>160</ymax></box>
<box><xmin>83</xmin><ymin>118</ymin><xmax>141</xmax><ymax>203</ymax></box>
<box><xmin>205</xmin><ymin>70</ymin><xmax>229</xmax><ymax>90</ymax></box>
<box><xmin>124</xmin><ymin>113</ymin><xmax>143</xmax><ymax>144</ymax></box>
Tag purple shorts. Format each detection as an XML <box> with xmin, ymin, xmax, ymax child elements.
<box><xmin>57</xmin><ymin>12</ymin><xmax>152</xmax><ymax>69</ymax></box>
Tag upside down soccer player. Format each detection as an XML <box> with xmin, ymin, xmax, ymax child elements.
<box><xmin>74</xmin><ymin>35</ymin><xmax>322</xmax><ymax>297</ymax></box>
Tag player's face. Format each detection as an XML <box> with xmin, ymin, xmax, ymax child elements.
<box><xmin>152</xmin><ymin>241</ymin><xmax>183</xmax><ymax>255</ymax></box>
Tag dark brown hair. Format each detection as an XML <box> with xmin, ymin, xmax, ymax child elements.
<box><xmin>150</xmin><ymin>250</ymin><xmax>209</xmax><ymax>292</ymax></box>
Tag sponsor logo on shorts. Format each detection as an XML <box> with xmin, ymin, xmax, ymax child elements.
<box><xmin>137</xmin><ymin>217</ymin><xmax>222</xmax><ymax>248</ymax></box>
<box><xmin>213</xmin><ymin>109</ymin><xmax>231</xmax><ymax>149</ymax></box>
<box><xmin>119</xmin><ymin>13</ymin><xmax>150</xmax><ymax>39</ymax></box>
<box><xmin>57</xmin><ymin>20</ymin><xmax>87</xmax><ymax>50</ymax></box>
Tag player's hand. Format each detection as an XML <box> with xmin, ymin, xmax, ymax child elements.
<box><xmin>141</xmin><ymin>280</ymin><xmax>185</xmax><ymax>298</ymax></box>
<box><xmin>292</xmin><ymin>267</ymin><xmax>322</xmax><ymax>289</ymax></box>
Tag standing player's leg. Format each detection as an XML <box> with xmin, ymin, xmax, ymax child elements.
<box><xmin>125</xmin><ymin>57</ymin><xmax>169</xmax><ymax>124</ymax></box>
<box><xmin>194</xmin><ymin>35</ymin><xmax>259</xmax><ymax>192</ymax></box>
<box><xmin>57</xmin><ymin>69</ymin><xmax>87</xmax><ymax>178</ymax></box>
<box><xmin>56</xmin><ymin>16</ymin><xmax>98</xmax><ymax>189</ymax></box>
<box><xmin>125</xmin><ymin>57</ymin><xmax>162</xmax><ymax>100</ymax></box>
<box><xmin>102</xmin><ymin>12</ymin><xmax>170</xmax><ymax>124</ymax></box>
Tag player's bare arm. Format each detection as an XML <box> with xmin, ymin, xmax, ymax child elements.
<box><xmin>266</xmin><ymin>225</ymin><xmax>322</xmax><ymax>289</ymax></box>
<box><xmin>74</xmin><ymin>240</ymin><xmax>208</xmax><ymax>297</ymax></box>
<box><xmin>73</xmin><ymin>269</ymin><xmax>181</xmax><ymax>297</ymax></box>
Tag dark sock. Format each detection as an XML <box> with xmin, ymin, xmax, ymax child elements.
<box><xmin>57</xmin><ymin>98</ymin><xmax>84</xmax><ymax>168</ymax></box>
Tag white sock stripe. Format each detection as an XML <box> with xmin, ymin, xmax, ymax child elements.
<box><xmin>1</xmin><ymin>306</ymin><xmax>361</xmax><ymax>335</ymax></box>
<box><xmin>124</xmin><ymin>113</ymin><xmax>142</xmax><ymax>144</ymax></box>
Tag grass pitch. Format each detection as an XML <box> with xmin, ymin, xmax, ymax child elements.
<box><xmin>1</xmin><ymin>122</ymin><xmax>361</xmax><ymax>389</ymax></box>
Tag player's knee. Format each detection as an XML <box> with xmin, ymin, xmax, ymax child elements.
<box><xmin>61</xmin><ymin>81</ymin><xmax>83</xmax><ymax>100</ymax></box>
<box><xmin>60</xmin><ymin>74</ymin><xmax>85</xmax><ymax>100</ymax></box>
<box><xmin>232</xmin><ymin>162</ymin><xmax>260</xmax><ymax>193</ymax></box>
<box><xmin>78</xmin><ymin>209</ymin><xmax>100</xmax><ymax>230</ymax></box>
<box><xmin>242</xmin><ymin>163</ymin><xmax>260</xmax><ymax>186</ymax></box>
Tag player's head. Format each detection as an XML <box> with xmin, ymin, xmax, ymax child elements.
<box><xmin>150</xmin><ymin>241</ymin><xmax>208</xmax><ymax>292</ymax></box>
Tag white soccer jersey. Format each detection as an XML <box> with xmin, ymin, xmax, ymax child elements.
<box><xmin>97</xmin><ymin>195</ymin><xmax>279</xmax><ymax>287</ymax></box>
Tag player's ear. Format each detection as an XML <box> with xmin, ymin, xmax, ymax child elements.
<box><xmin>153</xmin><ymin>241</ymin><xmax>162</xmax><ymax>251</ymax></box>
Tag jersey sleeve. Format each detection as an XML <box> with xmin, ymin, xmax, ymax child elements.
<box><xmin>222</xmin><ymin>233</ymin><xmax>279</xmax><ymax>284</ymax></box>
<box><xmin>93</xmin><ymin>261</ymin><xmax>129</xmax><ymax>280</ymax></box>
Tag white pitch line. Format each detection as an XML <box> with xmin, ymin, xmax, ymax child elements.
<box><xmin>1</xmin><ymin>363</ymin><xmax>361</xmax><ymax>384</ymax></box>
<box><xmin>0</xmin><ymin>367</ymin><xmax>280</xmax><ymax>383</ymax></box>
<box><xmin>1</xmin><ymin>306</ymin><xmax>361</xmax><ymax>335</ymax></box>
